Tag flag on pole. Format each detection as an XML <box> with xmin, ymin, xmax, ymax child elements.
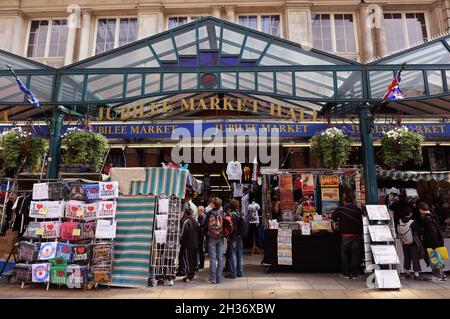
<box><xmin>382</xmin><ymin>63</ymin><xmax>406</xmax><ymax>101</ymax></box>
<box><xmin>6</xmin><ymin>65</ymin><xmax>41</xmax><ymax>109</ymax></box>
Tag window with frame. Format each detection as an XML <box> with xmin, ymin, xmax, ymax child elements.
<box><xmin>168</xmin><ymin>16</ymin><xmax>205</xmax><ymax>29</ymax></box>
<box><xmin>312</xmin><ymin>14</ymin><xmax>356</xmax><ymax>54</ymax></box>
<box><xmin>238</xmin><ymin>15</ymin><xmax>281</xmax><ymax>37</ymax></box>
<box><xmin>26</xmin><ymin>19</ymin><xmax>68</xmax><ymax>67</ymax></box>
<box><xmin>95</xmin><ymin>17</ymin><xmax>137</xmax><ymax>54</ymax></box>
<box><xmin>384</xmin><ymin>12</ymin><xmax>427</xmax><ymax>52</ymax></box>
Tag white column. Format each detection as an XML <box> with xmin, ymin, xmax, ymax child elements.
<box><xmin>211</xmin><ymin>6</ymin><xmax>222</xmax><ymax>19</ymax></box>
<box><xmin>64</xmin><ymin>11</ymin><xmax>80</xmax><ymax>65</ymax></box>
<box><xmin>284</xmin><ymin>6</ymin><xmax>312</xmax><ymax>47</ymax></box>
<box><xmin>359</xmin><ymin>5</ymin><xmax>375</xmax><ymax>61</ymax></box>
<box><xmin>225</xmin><ymin>6</ymin><xmax>236</xmax><ymax>23</ymax></box>
<box><xmin>10</xmin><ymin>12</ymin><xmax>26</xmax><ymax>55</ymax></box>
<box><xmin>445</xmin><ymin>0</ymin><xmax>450</xmax><ymax>32</ymax></box>
<box><xmin>78</xmin><ymin>10</ymin><xmax>92</xmax><ymax>60</ymax></box>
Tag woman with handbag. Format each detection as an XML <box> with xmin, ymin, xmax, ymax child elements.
<box><xmin>418</xmin><ymin>202</ymin><xmax>447</xmax><ymax>283</ymax></box>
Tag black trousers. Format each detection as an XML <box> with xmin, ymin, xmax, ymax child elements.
<box><xmin>177</xmin><ymin>247</ymin><xmax>186</xmax><ymax>274</ymax></box>
<box><xmin>341</xmin><ymin>236</ymin><xmax>361</xmax><ymax>276</ymax></box>
<box><xmin>249</xmin><ymin>223</ymin><xmax>260</xmax><ymax>247</ymax></box>
<box><xmin>185</xmin><ymin>248</ymin><xmax>198</xmax><ymax>280</ymax></box>
<box><xmin>403</xmin><ymin>244</ymin><xmax>421</xmax><ymax>272</ymax></box>
<box><xmin>198</xmin><ymin>235</ymin><xmax>205</xmax><ymax>267</ymax></box>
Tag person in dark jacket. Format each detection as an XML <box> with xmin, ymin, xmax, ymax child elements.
<box><xmin>225</xmin><ymin>199</ymin><xmax>244</xmax><ymax>279</ymax></box>
<box><xmin>389</xmin><ymin>194</ymin><xmax>414</xmax><ymax>228</ymax></box>
<box><xmin>418</xmin><ymin>202</ymin><xmax>447</xmax><ymax>282</ymax></box>
<box><xmin>180</xmin><ymin>208</ymin><xmax>199</xmax><ymax>283</ymax></box>
<box><xmin>397</xmin><ymin>207</ymin><xmax>425</xmax><ymax>280</ymax></box>
<box><xmin>197</xmin><ymin>205</ymin><xmax>206</xmax><ymax>269</ymax></box>
<box><xmin>332</xmin><ymin>194</ymin><xmax>363</xmax><ymax>279</ymax></box>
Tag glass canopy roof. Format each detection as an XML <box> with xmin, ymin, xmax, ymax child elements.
<box><xmin>0</xmin><ymin>16</ymin><xmax>449</xmax><ymax>120</ymax></box>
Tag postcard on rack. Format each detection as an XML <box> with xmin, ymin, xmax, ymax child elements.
<box><xmin>371</xmin><ymin>245</ymin><xmax>400</xmax><ymax>264</ymax></box>
<box><xmin>366</xmin><ymin>205</ymin><xmax>390</xmax><ymax>221</ymax></box>
<box><xmin>368</xmin><ymin>225</ymin><xmax>394</xmax><ymax>242</ymax></box>
<box><xmin>321</xmin><ymin>188</ymin><xmax>340</xmax><ymax>202</ymax></box>
<box><xmin>320</xmin><ymin>175</ymin><xmax>339</xmax><ymax>188</ymax></box>
<box><xmin>374</xmin><ymin>270</ymin><xmax>402</xmax><ymax>289</ymax></box>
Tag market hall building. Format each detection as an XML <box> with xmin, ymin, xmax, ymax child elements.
<box><xmin>0</xmin><ymin>1</ymin><xmax>449</xmax><ymax>280</ymax></box>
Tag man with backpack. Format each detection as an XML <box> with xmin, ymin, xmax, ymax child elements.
<box><xmin>225</xmin><ymin>199</ymin><xmax>246</xmax><ymax>279</ymax></box>
<box><xmin>202</xmin><ymin>197</ymin><xmax>225</xmax><ymax>284</ymax></box>
<box><xmin>397</xmin><ymin>207</ymin><xmax>425</xmax><ymax>280</ymax></box>
<box><xmin>418</xmin><ymin>202</ymin><xmax>447</xmax><ymax>282</ymax></box>
<box><xmin>332</xmin><ymin>193</ymin><xmax>363</xmax><ymax>279</ymax></box>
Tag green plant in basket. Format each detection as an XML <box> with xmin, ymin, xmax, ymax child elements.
<box><xmin>381</xmin><ymin>126</ymin><xmax>423</xmax><ymax>168</ymax></box>
<box><xmin>310</xmin><ymin>127</ymin><xmax>351</xmax><ymax>169</ymax></box>
<box><xmin>0</xmin><ymin>127</ymin><xmax>48</xmax><ymax>173</ymax></box>
<box><xmin>62</xmin><ymin>128</ymin><xmax>109</xmax><ymax>171</ymax></box>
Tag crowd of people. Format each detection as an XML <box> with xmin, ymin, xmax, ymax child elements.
<box><xmin>332</xmin><ymin>193</ymin><xmax>448</xmax><ymax>283</ymax></box>
<box><xmin>177</xmin><ymin>195</ymin><xmax>247</xmax><ymax>284</ymax></box>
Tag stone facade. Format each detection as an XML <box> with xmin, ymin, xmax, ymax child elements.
<box><xmin>0</xmin><ymin>0</ymin><xmax>448</xmax><ymax>64</ymax></box>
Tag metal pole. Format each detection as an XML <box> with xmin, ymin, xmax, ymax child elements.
<box><xmin>47</xmin><ymin>106</ymin><xmax>65</xmax><ymax>179</ymax></box>
<box><xmin>358</xmin><ymin>104</ymin><xmax>378</xmax><ymax>205</ymax></box>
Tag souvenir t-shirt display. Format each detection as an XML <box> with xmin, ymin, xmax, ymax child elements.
<box><xmin>248</xmin><ymin>202</ymin><xmax>261</xmax><ymax>224</ymax></box>
<box><xmin>226</xmin><ymin>161</ymin><xmax>242</xmax><ymax>181</ymax></box>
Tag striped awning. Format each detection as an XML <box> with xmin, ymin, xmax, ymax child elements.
<box><xmin>377</xmin><ymin>168</ymin><xmax>450</xmax><ymax>182</ymax></box>
<box><xmin>111</xmin><ymin>196</ymin><xmax>156</xmax><ymax>287</ymax></box>
<box><xmin>111</xmin><ymin>167</ymin><xmax>188</xmax><ymax>198</ymax></box>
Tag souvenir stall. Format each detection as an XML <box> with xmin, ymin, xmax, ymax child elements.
<box><xmin>376</xmin><ymin>169</ymin><xmax>450</xmax><ymax>273</ymax></box>
<box><xmin>109</xmin><ymin>167</ymin><xmax>191</xmax><ymax>287</ymax></box>
<box><xmin>13</xmin><ymin>179</ymin><xmax>118</xmax><ymax>289</ymax></box>
<box><xmin>260</xmin><ymin>168</ymin><xmax>364</xmax><ymax>272</ymax></box>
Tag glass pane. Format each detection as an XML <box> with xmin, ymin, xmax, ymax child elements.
<box><xmin>369</xmin><ymin>71</ymin><xmax>393</xmax><ymax>99</ymax></box>
<box><xmin>384</xmin><ymin>13</ymin><xmax>406</xmax><ymax>51</ymax></box>
<box><xmin>405</xmin><ymin>13</ymin><xmax>427</xmax><ymax>45</ymax></box>
<box><xmin>87</xmin><ymin>74</ymin><xmax>124</xmax><ymax>101</ymax></box>
<box><xmin>238</xmin><ymin>72</ymin><xmax>255</xmax><ymax>91</ymax></box>
<box><xmin>261</xmin><ymin>15</ymin><xmax>280</xmax><ymax>37</ymax></box>
<box><xmin>334</xmin><ymin>14</ymin><xmax>355</xmax><ymax>52</ymax></box>
<box><xmin>221</xmin><ymin>27</ymin><xmax>245</xmax><ymax>55</ymax></box>
<box><xmin>260</xmin><ymin>42</ymin><xmax>338</xmax><ymax>65</ymax></box>
<box><xmin>81</xmin><ymin>44</ymin><xmax>158</xmax><ymax>68</ymax></box>
<box><xmin>383</xmin><ymin>42</ymin><xmax>450</xmax><ymax>65</ymax></box>
<box><xmin>276</xmin><ymin>72</ymin><xmax>293</xmax><ymax>95</ymax></box>
<box><xmin>242</xmin><ymin>36</ymin><xmax>267</xmax><ymax>60</ymax></box>
<box><xmin>447</xmin><ymin>71</ymin><xmax>450</xmax><ymax>91</ymax></box>
<box><xmin>400</xmin><ymin>70</ymin><xmax>425</xmax><ymax>97</ymax></box>
<box><xmin>169</xmin><ymin>17</ymin><xmax>188</xmax><ymax>29</ymax></box>
<box><xmin>427</xmin><ymin>70</ymin><xmax>443</xmax><ymax>95</ymax></box>
<box><xmin>257</xmin><ymin>72</ymin><xmax>274</xmax><ymax>93</ymax></box>
<box><xmin>58</xmin><ymin>74</ymin><xmax>84</xmax><ymax>102</ymax></box>
<box><xmin>174</xmin><ymin>28</ymin><xmax>197</xmax><ymax>55</ymax></box>
<box><xmin>181</xmin><ymin>73</ymin><xmax>197</xmax><ymax>90</ymax></box>
<box><xmin>96</xmin><ymin>18</ymin><xmax>117</xmax><ymax>54</ymax></box>
<box><xmin>199</xmin><ymin>25</ymin><xmax>217</xmax><ymax>50</ymax></box>
<box><xmin>295</xmin><ymin>72</ymin><xmax>334</xmax><ymax>98</ymax></box>
<box><xmin>311</xmin><ymin>14</ymin><xmax>332</xmax><ymax>51</ymax></box>
<box><xmin>126</xmin><ymin>74</ymin><xmax>142</xmax><ymax>97</ymax></box>
<box><xmin>337</xmin><ymin>71</ymin><xmax>362</xmax><ymax>98</ymax></box>
<box><xmin>49</xmin><ymin>19</ymin><xmax>67</xmax><ymax>57</ymax></box>
<box><xmin>163</xmin><ymin>73</ymin><xmax>179</xmax><ymax>91</ymax></box>
<box><xmin>151</xmin><ymin>36</ymin><xmax>177</xmax><ymax>61</ymax></box>
<box><xmin>221</xmin><ymin>73</ymin><xmax>236</xmax><ymax>90</ymax></box>
<box><xmin>29</xmin><ymin>75</ymin><xmax>53</xmax><ymax>102</ymax></box>
<box><xmin>27</xmin><ymin>20</ymin><xmax>49</xmax><ymax>57</ymax></box>
<box><xmin>144</xmin><ymin>74</ymin><xmax>161</xmax><ymax>94</ymax></box>
<box><xmin>119</xmin><ymin>18</ymin><xmax>137</xmax><ymax>47</ymax></box>
<box><xmin>238</xmin><ymin>16</ymin><xmax>257</xmax><ymax>29</ymax></box>
<box><xmin>0</xmin><ymin>51</ymin><xmax>48</xmax><ymax>70</ymax></box>
<box><xmin>0</xmin><ymin>76</ymin><xmax>25</xmax><ymax>102</ymax></box>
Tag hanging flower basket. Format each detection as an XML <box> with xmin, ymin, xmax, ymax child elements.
<box><xmin>310</xmin><ymin>127</ymin><xmax>351</xmax><ymax>169</ymax></box>
<box><xmin>0</xmin><ymin>127</ymin><xmax>48</xmax><ymax>173</ymax></box>
<box><xmin>380</xmin><ymin>126</ymin><xmax>424</xmax><ymax>168</ymax></box>
<box><xmin>62</xmin><ymin>128</ymin><xmax>109</xmax><ymax>172</ymax></box>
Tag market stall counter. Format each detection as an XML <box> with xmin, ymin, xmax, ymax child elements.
<box><xmin>262</xmin><ymin>229</ymin><xmax>342</xmax><ymax>272</ymax></box>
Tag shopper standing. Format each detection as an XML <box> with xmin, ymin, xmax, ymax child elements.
<box><xmin>203</xmin><ymin>197</ymin><xmax>225</xmax><ymax>284</ymax></box>
<box><xmin>397</xmin><ymin>207</ymin><xmax>426</xmax><ymax>280</ymax></box>
<box><xmin>197</xmin><ymin>205</ymin><xmax>206</xmax><ymax>269</ymax></box>
<box><xmin>332</xmin><ymin>194</ymin><xmax>363</xmax><ymax>279</ymax></box>
<box><xmin>225</xmin><ymin>199</ymin><xmax>245</xmax><ymax>278</ymax></box>
<box><xmin>180</xmin><ymin>208</ymin><xmax>199</xmax><ymax>283</ymax></box>
<box><xmin>418</xmin><ymin>202</ymin><xmax>447</xmax><ymax>282</ymax></box>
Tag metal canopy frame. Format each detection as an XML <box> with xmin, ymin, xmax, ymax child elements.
<box><xmin>0</xmin><ymin>16</ymin><xmax>449</xmax><ymax>121</ymax></box>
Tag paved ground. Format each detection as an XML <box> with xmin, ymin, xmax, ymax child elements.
<box><xmin>1</xmin><ymin>255</ymin><xmax>449</xmax><ymax>299</ymax></box>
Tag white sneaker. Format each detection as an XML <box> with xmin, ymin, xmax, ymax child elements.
<box><xmin>429</xmin><ymin>276</ymin><xmax>445</xmax><ymax>283</ymax></box>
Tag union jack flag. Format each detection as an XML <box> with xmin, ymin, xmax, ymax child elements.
<box><xmin>382</xmin><ymin>63</ymin><xmax>406</xmax><ymax>101</ymax></box>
